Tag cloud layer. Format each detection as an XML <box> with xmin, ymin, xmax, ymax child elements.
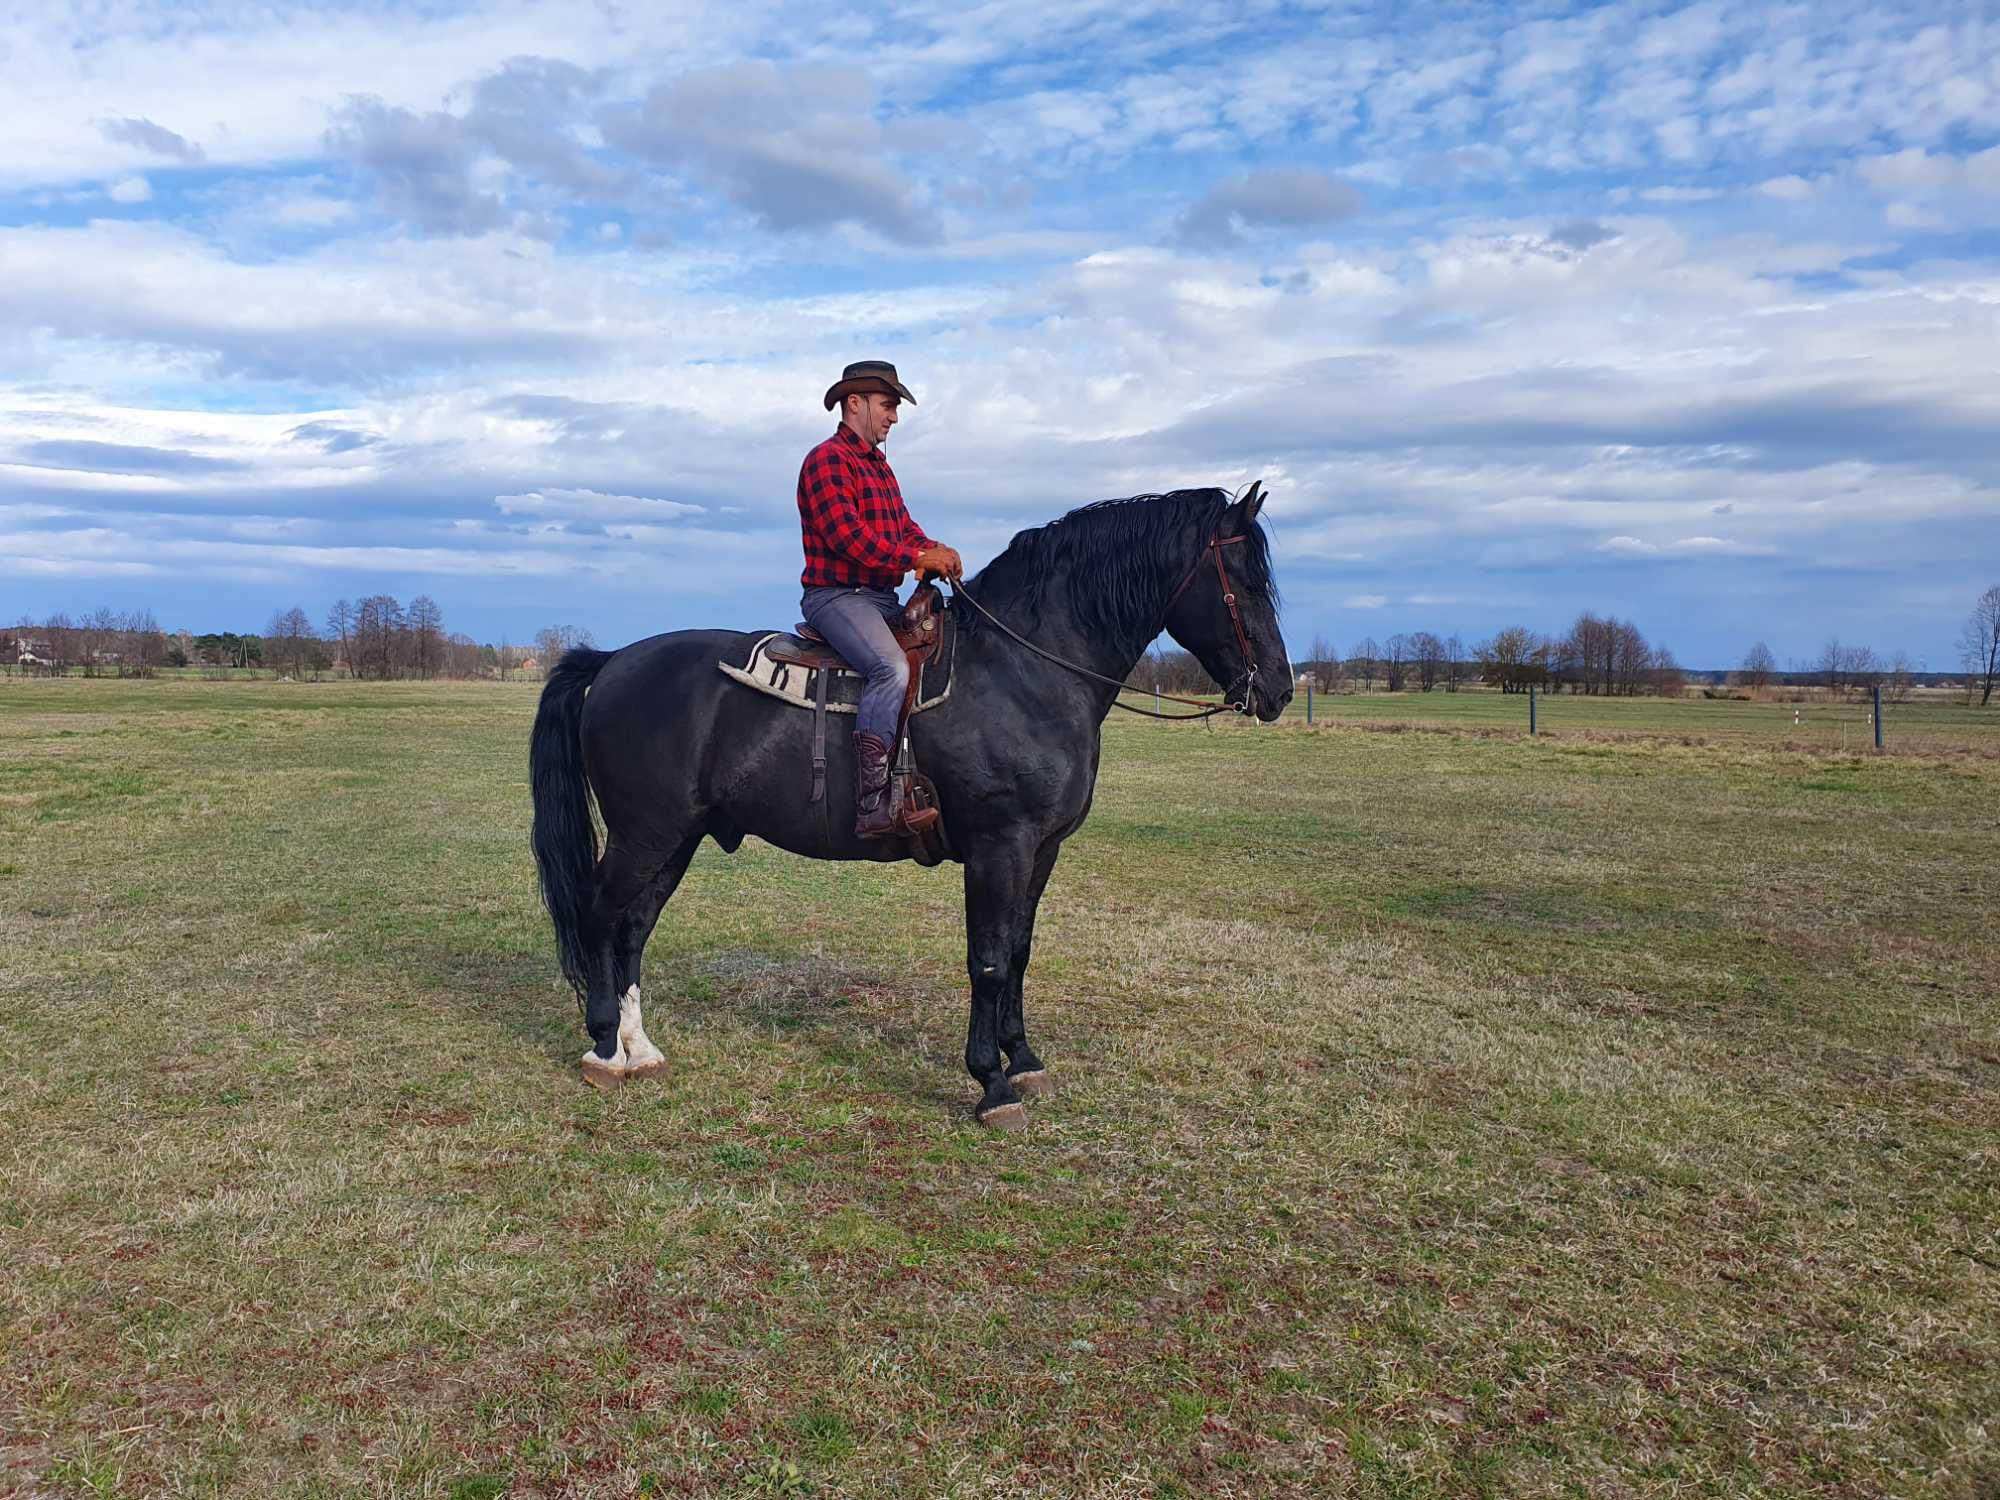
<box><xmin>3</xmin><ymin>1</ymin><xmax>1998</xmax><ymax>665</ymax></box>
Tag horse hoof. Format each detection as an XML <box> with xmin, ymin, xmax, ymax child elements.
<box><xmin>623</xmin><ymin>1056</ymin><xmax>668</xmax><ymax>1082</ymax></box>
<box><xmin>977</xmin><ymin>1101</ymin><xmax>1029</xmax><ymax>1132</ymax></box>
<box><xmin>1008</xmin><ymin>1069</ymin><xmax>1052</xmax><ymax>1098</ymax></box>
<box><xmin>578</xmin><ymin>1054</ymin><xmax>626</xmax><ymax>1092</ymax></box>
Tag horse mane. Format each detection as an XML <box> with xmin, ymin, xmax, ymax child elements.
<box><xmin>962</xmin><ymin>488</ymin><xmax>1277</xmax><ymax>642</ymax></box>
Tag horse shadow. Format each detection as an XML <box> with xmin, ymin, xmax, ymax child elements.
<box><xmin>407</xmin><ymin>916</ymin><xmax>972</xmax><ymax>1109</ymax></box>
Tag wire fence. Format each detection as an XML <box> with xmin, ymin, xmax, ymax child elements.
<box><xmin>1253</xmin><ymin>682</ymin><xmax>2000</xmax><ymax>755</ymax></box>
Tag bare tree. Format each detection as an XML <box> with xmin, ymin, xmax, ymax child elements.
<box><xmin>1959</xmin><ymin>584</ymin><xmax>2000</xmax><ymax>707</ymax></box>
<box><xmin>1475</xmin><ymin>626</ymin><xmax>1545</xmax><ymax>694</ymax></box>
<box><xmin>1611</xmin><ymin>619</ymin><xmax>1649</xmax><ymax>696</ymax></box>
<box><xmin>1383</xmin><ymin>632</ymin><xmax>1410</xmax><ymax>692</ymax></box>
<box><xmin>1565</xmin><ymin>612</ymin><xmax>1614</xmax><ymax>695</ymax></box>
<box><xmin>1649</xmin><ymin>643</ymin><xmax>1685</xmax><ymax>698</ymax></box>
<box><xmin>40</xmin><ymin>611</ymin><xmax>75</xmax><ymax>674</ymax></box>
<box><xmin>1844</xmin><ymin>644</ymin><xmax>1880</xmax><ymax>696</ymax></box>
<box><xmin>1886</xmin><ymin>651</ymin><xmax>1915</xmax><ymax>703</ymax></box>
<box><xmin>128</xmin><ymin>610</ymin><xmax>169</xmax><ymax>676</ymax></box>
<box><xmin>1544</xmin><ymin>629</ymin><xmax>1578</xmax><ymax>694</ymax></box>
<box><xmin>1304</xmin><ymin>633</ymin><xmax>1339</xmax><ymax>693</ymax></box>
<box><xmin>407</xmin><ymin>595</ymin><xmax>444</xmax><ymax>679</ymax></box>
<box><xmin>1817</xmin><ymin>637</ymin><xmax>1845</xmax><ymax>698</ymax></box>
<box><xmin>445</xmin><ymin>631</ymin><xmax>481</xmax><ymax>679</ymax></box>
<box><xmin>1738</xmin><ymin>641</ymin><xmax>1776</xmax><ymax>690</ymax></box>
<box><xmin>355</xmin><ymin>595</ymin><xmax>405</xmax><ymax>679</ymax></box>
<box><xmin>1410</xmin><ymin>631</ymin><xmax>1446</xmax><ymax>692</ymax></box>
<box><xmin>1127</xmin><ymin>645</ymin><xmax>1206</xmax><ymax>695</ymax></box>
<box><xmin>1347</xmin><ymin>636</ymin><xmax>1380</xmax><ymax>692</ymax></box>
<box><xmin>79</xmin><ymin>606</ymin><xmax>121</xmax><ymax>676</ymax></box>
<box><xmin>265</xmin><ymin>606</ymin><xmax>317</xmax><ymax>679</ymax></box>
<box><xmin>534</xmin><ymin>624</ymin><xmax>597</xmax><ymax>671</ymax></box>
<box><xmin>1444</xmin><ymin>633</ymin><xmax>1465</xmax><ymax>693</ymax></box>
<box><xmin>325</xmin><ymin>598</ymin><xmax>356</xmax><ymax>677</ymax></box>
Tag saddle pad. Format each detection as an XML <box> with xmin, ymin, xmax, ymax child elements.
<box><xmin>717</xmin><ymin>609</ymin><xmax>955</xmax><ymax>715</ymax></box>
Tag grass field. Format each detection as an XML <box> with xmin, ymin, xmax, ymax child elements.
<box><xmin>1273</xmin><ymin>687</ymin><xmax>1997</xmax><ymax>757</ymax></box>
<box><xmin>2</xmin><ymin>677</ymin><xmax>1995</xmax><ymax>1498</ymax></box>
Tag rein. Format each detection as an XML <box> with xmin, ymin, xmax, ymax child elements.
<box><xmin>943</xmin><ymin>532</ymin><xmax>1258</xmax><ymax>721</ymax></box>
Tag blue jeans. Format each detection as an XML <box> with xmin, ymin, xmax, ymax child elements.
<box><xmin>801</xmin><ymin>585</ymin><xmax>909</xmax><ymax>746</ymax></box>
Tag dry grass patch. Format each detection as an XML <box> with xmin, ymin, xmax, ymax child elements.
<box><xmin>1</xmin><ymin>679</ymin><xmax>1995</xmax><ymax>1497</ymax></box>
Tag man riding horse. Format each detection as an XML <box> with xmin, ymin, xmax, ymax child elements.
<box><xmin>797</xmin><ymin>360</ymin><xmax>963</xmax><ymax>838</ymax></box>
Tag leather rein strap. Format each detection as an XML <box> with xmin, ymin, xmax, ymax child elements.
<box><xmin>946</xmin><ymin>532</ymin><xmax>1257</xmax><ymax>720</ymax></box>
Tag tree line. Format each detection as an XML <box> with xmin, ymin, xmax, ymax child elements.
<box><xmin>4</xmin><ymin>597</ymin><xmax>594</xmax><ymax>681</ymax></box>
<box><xmin>13</xmin><ymin>582</ymin><xmax>1996</xmax><ymax>704</ymax></box>
<box><xmin>1132</xmin><ymin>584</ymin><xmax>2000</xmax><ymax>705</ymax></box>
<box><xmin>1139</xmin><ymin>614</ymin><xmax>1682</xmax><ymax>697</ymax></box>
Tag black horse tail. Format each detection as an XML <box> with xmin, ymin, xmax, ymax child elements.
<box><xmin>530</xmin><ymin>646</ymin><xmax>614</xmax><ymax>1001</ymax></box>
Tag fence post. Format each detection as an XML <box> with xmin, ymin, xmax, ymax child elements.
<box><xmin>1529</xmin><ymin>684</ymin><xmax>1537</xmax><ymax>736</ymax></box>
<box><xmin>1873</xmin><ymin>684</ymin><xmax>1883</xmax><ymax>752</ymax></box>
<box><xmin>1306</xmin><ymin>676</ymin><xmax>1313</xmax><ymax>725</ymax></box>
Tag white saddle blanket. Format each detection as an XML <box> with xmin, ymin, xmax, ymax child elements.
<box><xmin>716</xmin><ymin>633</ymin><xmax>953</xmax><ymax>715</ymax></box>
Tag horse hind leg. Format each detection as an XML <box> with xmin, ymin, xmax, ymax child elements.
<box><xmin>583</xmin><ymin>836</ymin><xmax>699</xmax><ymax>1090</ymax></box>
<box><xmin>577</xmin><ymin>840</ymin><xmax>658</xmax><ymax>1090</ymax></box>
<box><xmin>617</xmin><ymin>985</ymin><xmax>666</xmax><ymax>1079</ymax></box>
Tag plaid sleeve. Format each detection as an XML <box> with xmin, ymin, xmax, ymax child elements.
<box><xmin>882</xmin><ymin>465</ymin><xmax>931</xmax><ymax>554</ymax></box>
<box><xmin>799</xmin><ymin>445</ymin><xmax>921</xmax><ymax>573</ymax></box>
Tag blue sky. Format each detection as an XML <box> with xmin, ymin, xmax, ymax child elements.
<box><xmin>2</xmin><ymin>0</ymin><xmax>1997</xmax><ymax>669</ymax></box>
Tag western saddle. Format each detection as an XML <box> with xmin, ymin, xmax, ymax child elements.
<box><xmin>763</xmin><ymin>582</ymin><xmax>947</xmax><ymax>845</ymax></box>
<box><xmin>765</xmin><ymin>581</ymin><xmax>944</xmax><ymax>675</ymax></box>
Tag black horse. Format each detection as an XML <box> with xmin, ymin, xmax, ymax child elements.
<box><xmin>529</xmin><ymin>483</ymin><xmax>1290</xmax><ymax>1126</ymax></box>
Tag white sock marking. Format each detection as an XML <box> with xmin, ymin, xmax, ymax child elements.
<box><xmin>618</xmin><ymin>984</ymin><xmax>664</xmax><ymax>1066</ymax></box>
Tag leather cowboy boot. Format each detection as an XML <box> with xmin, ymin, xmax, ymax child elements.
<box><xmin>852</xmin><ymin>730</ymin><xmax>898</xmax><ymax>838</ymax></box>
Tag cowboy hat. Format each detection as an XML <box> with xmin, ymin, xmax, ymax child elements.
<box><xmin>823</xmin><ymin>360</ymin><xmax>917</xmax><ymax>411</ymax></box>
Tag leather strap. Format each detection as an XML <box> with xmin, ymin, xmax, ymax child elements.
<box><xmin>809</xmin><ymin>664</ymin><xmax>830</xmax><ymax>803</ymax></box>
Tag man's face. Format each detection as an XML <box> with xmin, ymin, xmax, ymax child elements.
<box><xmin>848</xmin><ymin>392</ymin><xmax>900</xmax><ymax>447</ymax></box>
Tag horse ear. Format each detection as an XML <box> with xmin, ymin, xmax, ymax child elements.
<box><xmin>1229</xmin><ymin>481</ymin><xmax>1266</xmax><ymax>530</ymax></box>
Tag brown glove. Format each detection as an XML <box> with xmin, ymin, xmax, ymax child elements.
<box><xmin>913</xmin><ymin>543</ymin><xmax>963</xmax><ymax>582</ymax></box>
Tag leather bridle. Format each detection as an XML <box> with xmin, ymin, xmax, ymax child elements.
<box><xmin>946</xmin><ymin>527</ymin><xmax>1264</xmax><ymax>719</ymax></box>
<box><xmin>1163</xmin><ymin>531</ymin><xmax>1259</xmax><ymax>711</ymax></box>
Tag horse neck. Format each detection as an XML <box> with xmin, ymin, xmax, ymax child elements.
<box><xmin>964</xmin><ymin>551</ymin><xmax>1174</xmax><ymax>702</ymax></box>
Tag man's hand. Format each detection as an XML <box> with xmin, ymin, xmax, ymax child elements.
<box><xmin>913</xmin><ymin>543</ymin><xmax>963</xmax><ymax>582</ymax></box>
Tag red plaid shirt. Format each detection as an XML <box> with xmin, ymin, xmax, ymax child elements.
<box><xmin>797</xmin><ymin>424</ymin><xmax>932</xmax><ymax>589</ymax></box>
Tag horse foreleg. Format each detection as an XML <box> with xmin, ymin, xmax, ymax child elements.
<box><xmin>997</xmin><ymin>840</ymin><xmax>1061</xmax><ymax>1098</ymax></box>
<box><xmin>963</xmin><ymin>837</ymin><xmax>1039</xmax><ymax>1129</ymax></box>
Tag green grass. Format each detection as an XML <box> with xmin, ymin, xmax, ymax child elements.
<box><xmin>1</xmin><ymin>676</ymin><xmax>1996</xmax><ymax>1497</ymax></box>
<box><xmin>1273</xmin><ymin>683</ymin><xmax>1999</xmax><ymax>755</ymax></box>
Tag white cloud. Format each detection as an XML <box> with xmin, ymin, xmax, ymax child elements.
<box><xmin>269</xmin><ymin>193</ymin><xmax>356</xmax><ymax>228</ymax></box>
<box><xmin>1757</xmin><ymin>174</ymin><xmax>1815</xmax><ymax>200</ymax></box>
<box><xmin>493</xmin><ymin>487</ymin><xmax>705</xmax><ymax>522</ymax></box>
<box><xmin>1857</xmin><ymin>147</ymin><xmax>1958</xmax><ymax>195</ymax></box>
<box><xmin>1598</xmin><ymin>534</ymin><xmax>1762</xmax><ymax>557</ymax></box>
<box><xmin>106</xmin><ymin>175</ymin><xmax>151</xmax><ymax>203</ymax></box>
